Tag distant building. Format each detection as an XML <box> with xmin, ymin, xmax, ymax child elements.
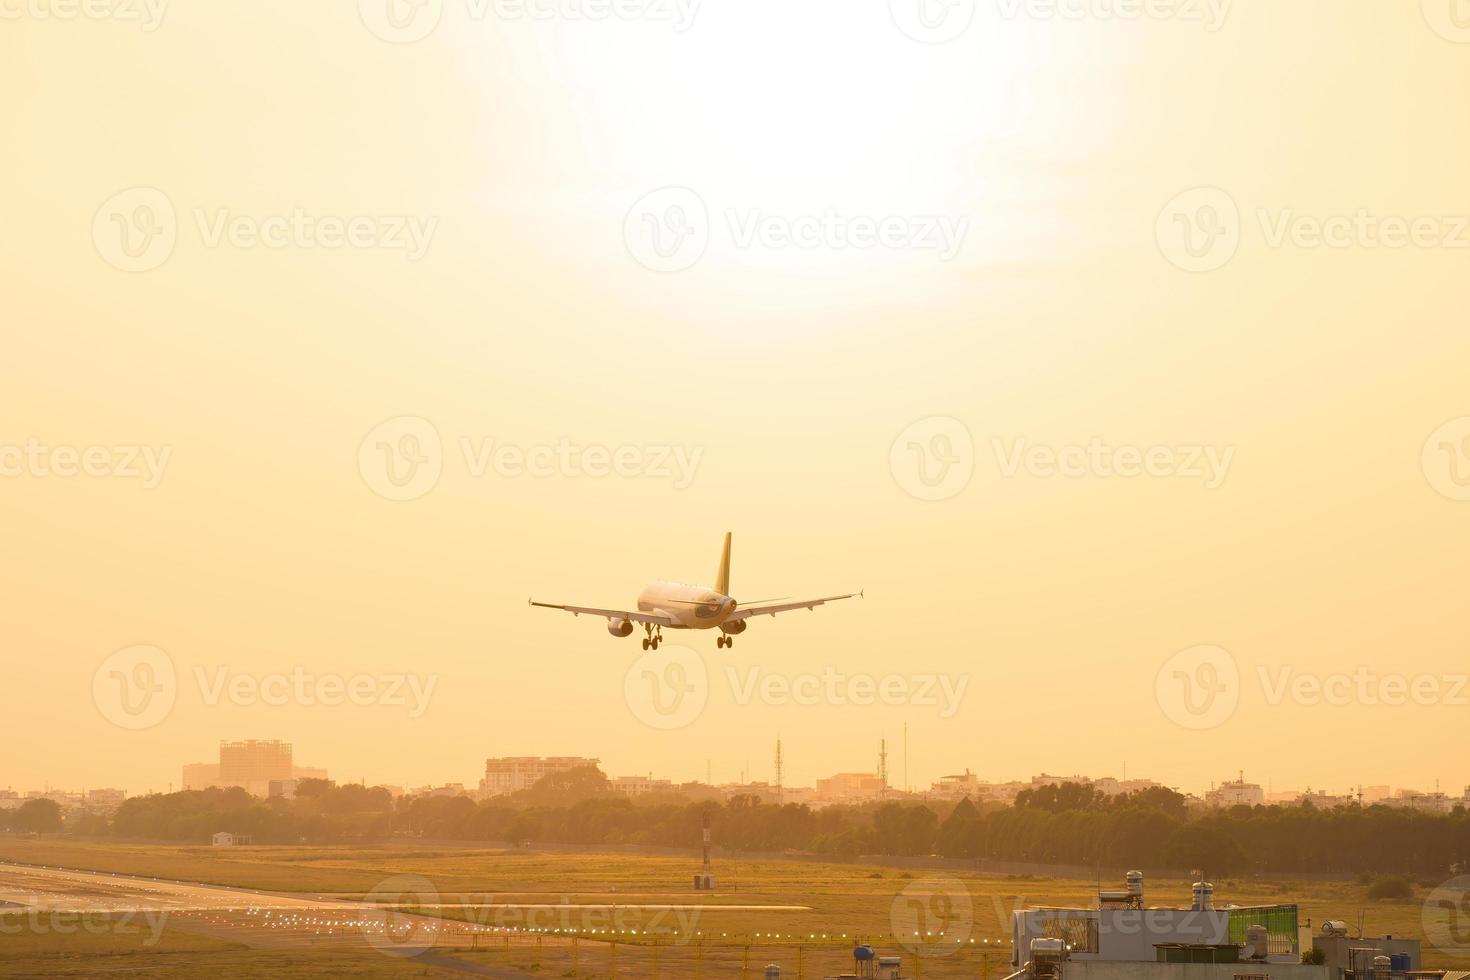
<box><xmin>212</xmin><ymin>832</ymin><xmax>235</xmax><ymax>847</ymax></box>
<box><xmin>219</xmin><ymin>740</ymin><xmax>293</xmax><ymax>797</ymax></box>
<box><xmin>611</xmin><ymin>775</ymin><xmax>674</xmax><ymax>797</ymax></box>
<box><xmin>931</xmin><ymin>770</ymin><xmax>982</xmax><ymax>799</ymax></box>
<box><xmin>815</xmin><ymin>773</ymin><xmax>886</xmax><ymax>802</ymax></box>
<box><xmin>479</xmin><ymin>757</ymin><xmax>601</xmax><ymax>797</ymax></box>
<box><xmin>718</xmin><ymin>780</ymin><xmax>782</xmax><ymax>803</ymax></box>
<box><xmin>182</xmin><ymin>741</ymin><xmax>327</xmax><ymax>798</ymax></box>
<box><xmin>82</xmin><ymin>789</ymin><xmax>126</xmax><ymax>812</ymax></box>
<box><xmin>1297</xmin><ymin>789</ymin><xmax>1355</xmax><ymax>809</ymax></box>
<box><xmin>1388</xmin><ymin>790</ymin><xmax>1454</xmax><ymax>813</ymax></box>
<box><xmin>1204</xmin><ymin>775</ymin><xmax>1265</xmax><ymax>809</ymax></box>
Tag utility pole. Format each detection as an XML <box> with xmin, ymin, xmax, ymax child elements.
<box><xmin>775</xmin><ymin>739</ymin><xmax>783</xmax><ymax>805</ymax></box>
<box><xmin>893</xmin><ymin>725</ymin><xmax>905</xmax><ymax>793</ymax></box>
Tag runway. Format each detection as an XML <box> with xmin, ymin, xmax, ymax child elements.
<box><xmin>0</xmin><ymin>860</ymin><xmax>808</xmax><ymax>976</ymax></box>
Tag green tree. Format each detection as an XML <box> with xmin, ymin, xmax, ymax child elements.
<box><xmin>12</xmin><ymin>799</ymin><xmax>63</xmax><ymax>834</ymax></box>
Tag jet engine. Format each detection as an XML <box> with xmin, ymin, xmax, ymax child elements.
<box><xmin>720</xmin><ymin>620</ymin><xmax>747</xmax><ymax>635</ymax></box>
<box><xmin>607</xmin><ymin>618</ymin><xmax>634</xmax><ymax>637</ymax></box>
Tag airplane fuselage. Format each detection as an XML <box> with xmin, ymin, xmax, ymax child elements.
<box><xmin>636</xmin><ymin>581</ymin><xmax>735</xmax><ymax>629</ymax></box>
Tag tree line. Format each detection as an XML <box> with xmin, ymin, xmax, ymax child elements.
<box><xmin>33</xmin><ymin>771</ymin><xmax>1470</xmax><ymax>877</ymax></box>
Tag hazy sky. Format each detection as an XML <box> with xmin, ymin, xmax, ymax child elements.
<box><xmin>4</xmin><ymin>1</ymin><xmax>1470</xmax><ymax>798</ymax></box>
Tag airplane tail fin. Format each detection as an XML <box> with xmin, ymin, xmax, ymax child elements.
<box><xmin>715</xmin><ymin>532</ymin><xmax>732</xmax><ymax>596</ymax></box>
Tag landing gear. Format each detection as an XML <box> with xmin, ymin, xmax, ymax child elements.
<box><xmin>717</xmin><ymin>634</ymin><xmax>734</xmax><ymax>649</ymax></box>
<box><xmin>643</xmin><ymin>623</ymin><xmax>663</xmax><ymax>651</ymax></box>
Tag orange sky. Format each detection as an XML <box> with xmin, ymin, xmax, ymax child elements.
<box><xmin>4</xmin><ymin>1</ymin><xmax>1470</xmax><ymax>798</ymax></box>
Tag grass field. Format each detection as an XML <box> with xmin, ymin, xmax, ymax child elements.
<box><xmin>1</xmin><ymin>837</ymin><xmax>1465</xmax><ymax>977</ymax></box>
<box><xmin>0</xmin><ymin>920</ymin><xmax>457</xmax><ymax>978</ymax></box>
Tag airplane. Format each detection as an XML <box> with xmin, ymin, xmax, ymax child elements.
<box><xmin>530</xmin><ymin>533</ymin><xmax>860</xmax><ymax>649</ymax></box>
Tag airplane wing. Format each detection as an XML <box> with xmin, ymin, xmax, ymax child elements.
<box><xmin>725</xmin><ymin>592</ymin><xmax>863</xmax><ymax>622</ymax></box>
<box><xmin>528</xmin><ymin>600</ymin><xmax>673</xmax><ymax>626</ymax></box>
